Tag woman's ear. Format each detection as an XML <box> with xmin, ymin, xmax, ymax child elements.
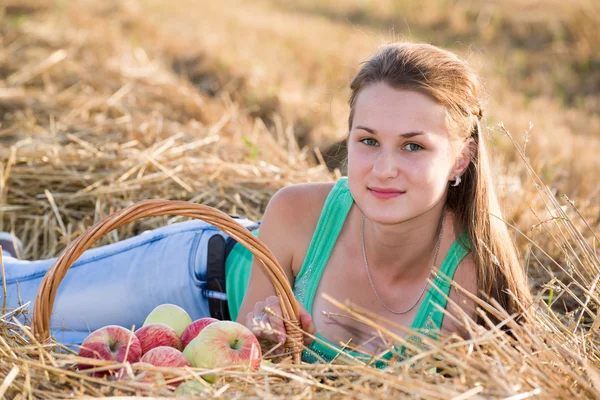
<box><xmin>451</xmin><ymin>137</ymin><xmax>477</xmax><ymax>178</ymax></box>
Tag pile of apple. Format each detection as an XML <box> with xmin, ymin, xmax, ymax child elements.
<box><xmin>76</xmin><ymin>303</ymin><xmax>261</xmax><ymax>388</ymax></box>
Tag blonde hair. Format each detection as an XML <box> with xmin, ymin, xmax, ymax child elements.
<box><xmin>348</xmin><ymin>42</ymin><xmax>531</xmax><ymax>320</ymax></box>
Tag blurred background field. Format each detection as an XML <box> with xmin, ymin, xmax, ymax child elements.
<box><xmin>1</xmin><ymin>0</ymin><xmax>600</xmax><ymax>397</ymax></box>
<box><xmin>2</xmin><ymin>0</ymin><xmax>599</xmax><ymax>295</ymax></box>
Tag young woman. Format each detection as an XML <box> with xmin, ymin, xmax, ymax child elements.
<box><xmin>2</xmin><ymin>42</ymin><xmax>530</xmax><ymax>364</ymax></box>
<box><xmin>233</xmin><ymin>42</ymin><xmax>532</xmax><ymax>363</ymax></box>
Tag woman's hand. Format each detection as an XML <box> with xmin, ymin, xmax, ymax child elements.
<box><xmin>245</xmin><ymin>295</ymin><xmax>316</xmax><ymax>349</ymax></box>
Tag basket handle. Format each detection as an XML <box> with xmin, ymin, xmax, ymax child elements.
<box><xmin>31</xmin><ymin>199</ymin><xmax>303</xmax><ymax>363</ymax></box>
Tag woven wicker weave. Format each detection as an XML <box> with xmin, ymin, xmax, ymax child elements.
<box><xmin>31</xmin><ymin>199</ymin><xmax>303</xmax><ymax>363</ymax></box>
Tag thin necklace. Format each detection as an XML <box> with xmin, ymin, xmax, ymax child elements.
<box><xmin>361</xmin><ymin>213</ymin><xmax>446</xmax><ymax>315</ymax></box>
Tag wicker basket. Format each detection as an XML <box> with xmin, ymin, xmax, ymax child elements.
<box><xmin>31</xmin><ymin>199</ymin><xmax>303</xmax><ymax>363</ymax></box>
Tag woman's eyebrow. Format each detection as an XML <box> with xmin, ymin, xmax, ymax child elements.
<box><xmin>354</xmin><ymin>125</ymin><xmax>425</xmax><ymax>138</ymax></box>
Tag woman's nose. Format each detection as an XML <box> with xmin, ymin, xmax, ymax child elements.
<box><xmin>371</xmin><ymin>150</ymin><xmax>398</xmax><ymax>179</ymax></box>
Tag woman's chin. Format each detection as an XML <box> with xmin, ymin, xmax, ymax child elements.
<box><xmin>361</xmin><ymin>209</ymin><xmax>414</xmax><ymax>225</ymax></box>
<box><xmin>360</xmin><ymin>202</ymin><xmax>430</xmax><ymax>225</ymax></box>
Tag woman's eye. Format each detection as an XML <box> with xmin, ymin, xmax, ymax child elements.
<box><xmin>360</xmin><ymin>138</ymin><xmax>379</xmax><ymax>147</ymax></box>
<box><xmin>403</xmin><ymin>143</ymin><xmax>423</xmax><ymax>152</ymax></box>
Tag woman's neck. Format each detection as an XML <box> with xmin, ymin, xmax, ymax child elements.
<box><xmin>359</xmin><ymin>202</ymin><xmax>449</xmax><ymax>282</ymax></box>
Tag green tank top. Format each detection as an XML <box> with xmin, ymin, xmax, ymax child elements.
<box><xmin>225</xmin><ymin>177</ymin><xmax>471</xmax><ymax>366</ymax></box>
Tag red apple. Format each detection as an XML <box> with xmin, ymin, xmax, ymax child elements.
<box><xmin>135</xmin><ymin>323</ymin><xmax>182</xmax><ymax>354</ymax></box>
<box><xmin>77</xmin><ymin>325</ymin><xmax>142</xmax><ymax>372</ymax></box>
<box><xmin>131</xmin><ymin>370</ymin><xmax>167</xmax><ymax>388</ymax></box>
<box><xmin>180</xmin><ymin>318</ymin><xmax>219</xmax><ymax>349</ymax></box>
<box><xmin>140</xmin><ymin>346</ymin><xmax>192</xmax><ymax>368</ymax></box>
<box><xmin>183</xmin><ymin>321</ymin><xmax>261</xmax><ymax>383</ymax></box>
<box><xmin>129</xmin><ymin>370</ymin><xmax>166</xmax><ymax>387</ymax></box>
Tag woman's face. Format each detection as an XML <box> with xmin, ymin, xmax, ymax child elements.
<box><xmin>347</xmin><ymin>82</ymin><xmax>458</xmax><ymax>224</ymax></box>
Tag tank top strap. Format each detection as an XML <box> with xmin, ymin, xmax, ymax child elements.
<box><xmin>293</xmin><ymin>177</ymin><xmax>353</xmax><ymax>313</ymax></box>
<box><xmin>410</xmin><ymin>231</ymin><xmax>471</xmax><ymax>338</ymax></box>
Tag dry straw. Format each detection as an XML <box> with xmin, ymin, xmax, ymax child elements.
<box><xmin>1</xmin><ymin>0</ymin><xmax>599</xmax><ymax>398</ymax></box>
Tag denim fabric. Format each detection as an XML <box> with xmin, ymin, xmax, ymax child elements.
<box><xmin>2</xmin><ymin>218</ymin><xmax>256</xmax><ymax>345</ymax></box>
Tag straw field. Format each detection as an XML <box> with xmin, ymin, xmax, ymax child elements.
<box><xmin>1</xmin><ymin>0</ymin><xmax>599</xmax><ymax>398</ymax></box>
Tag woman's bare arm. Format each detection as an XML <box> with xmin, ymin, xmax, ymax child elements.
<box><xmin>236</xmin><ymin>185</ymin><xmax>316</xmax><ymax>344</ymax></box>
<box><xmin>442</xmin><ymin>254</ymin><xmax>478</xmax><ymax>338</ymax></box>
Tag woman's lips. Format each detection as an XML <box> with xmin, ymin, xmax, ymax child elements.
<box><xmin>368</xmin><ymin>188</ymin><xmax>404</xmax><ymax>199</ymax></box>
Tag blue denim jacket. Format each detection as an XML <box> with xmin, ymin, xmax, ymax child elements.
<box><xmin>2</xmin><ymin>218</ymin><xmax>255</xmax><ymax>345</ymax></box>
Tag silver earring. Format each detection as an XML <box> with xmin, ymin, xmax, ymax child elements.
<box><xmin>451</xmin><ymin>175</ymin><xmax>461</xmax><ymax>187</ymax></box>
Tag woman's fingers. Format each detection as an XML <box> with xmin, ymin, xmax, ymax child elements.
<box><xmin>298</xmin><ymin>302</ymin><xmax>316</xmax><ymax>345</ymax></box>
<box><xmin>245</xmin><ymin>311</ymin><xmax>257</xmax><ymax>333</ymax></box>
<box><xmin>246</xmin><ymin>297</ymin><xmax>316</xmax><ymax>350</ymax></box>
<box><xmin>247</xmin><ymin>298</ymin><xmax>284</xmax><ymax>345</ymax></box>
<box><xmin>253</xmin><ymin>301</ymin><xmax>267</xmax><ymax>321</ymax></box>
<box><xmin>265</xmin><ymin>296</ymin><xmax>285</xmax><ymax>344</ymax></box>
<box><xmin>263</xmin><ymin>297</ymin><xmax>316</xmax><ymax>346</ymax></box>
<box><xmin>247</xmin><ymin>301</ymin><xmax>269</xmax><ymax>338</ymax></box>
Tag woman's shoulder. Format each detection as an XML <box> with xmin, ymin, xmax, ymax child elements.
<box><xmin>266</xmin><ymin>181</ymin><xmax>336</xmax><ymax>271</ymax></box>
<box><xmin>268</xmin><ymin>181</ymin><xmax>335</xmax><ymax>226</ymax></box>
<box><xmin>270</xmin><ymin>181</ymin><xmax>335</xmax><ymax>210</ymax></box>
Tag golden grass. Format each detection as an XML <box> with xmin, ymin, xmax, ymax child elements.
<box><xmin>0</xmin><ymin>0</ymin><xmax>599</xmax><ymax>398</ymax></box>
<box><xmin>139</xmin><ymin>0</ymin><xmax>600</xmax><ymax>196</ymax></box>
<box><xmin>2</xmin><ymin>228</ymin><xmax>600</xmax><ymax>398</ymax></box>
<box><xmin>0</xmin><ymin>0</ymin><xmax>337</xmax><ymax>259</ymax></box>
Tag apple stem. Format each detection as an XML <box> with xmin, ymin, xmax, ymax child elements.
<box><xmin>231</xmin><ymin>338</ymin><xmax>239</xmax><ymax>349</ymax></box>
